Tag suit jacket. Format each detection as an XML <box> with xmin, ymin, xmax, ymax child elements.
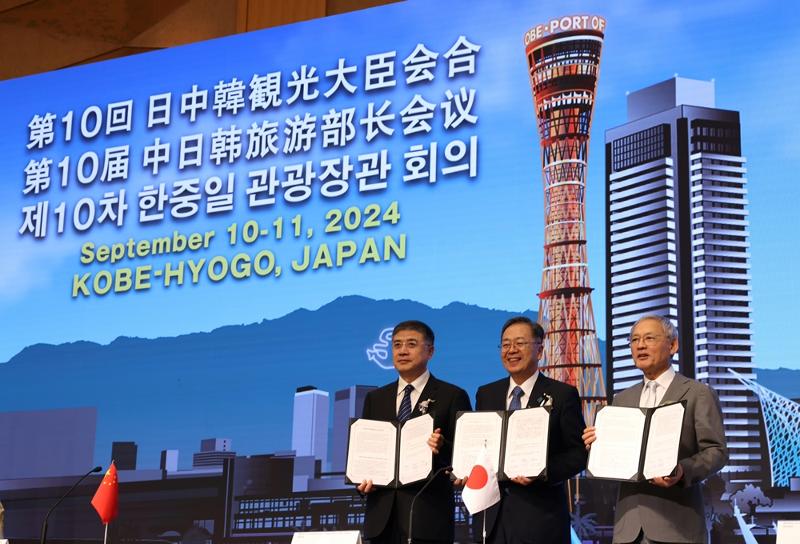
<box><xmin>361</xmin><ymin>374</ymin><xmax>472</xmax><ymax>541</ymax></box>
<box><xmin>612</xmin><ymin>373</ymin><xmax>727</xmax><ymax>543</ymax></box>
<box><xmin>473</xmin><ymin>374</ymin><xmax>587</xmax><ymax>544</ymax></box>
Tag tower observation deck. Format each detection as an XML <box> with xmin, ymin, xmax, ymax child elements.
<box><xmin>524</xmin><ymin>15</ymin><xmax>608</xmax><ymax>423</ymax></box>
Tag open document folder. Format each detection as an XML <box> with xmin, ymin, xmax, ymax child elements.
<box><xmin>345</xmin><ymin>414</ymin><xmax>433</xmax><ymax>487</ymax></box>
<box><xmin>587</xmin><ymin>401</ymin><xmax>686</xmax><ymax>481</ymax></box>
<box><xmin>451</xmin><ymin>407</ymin><xmax>551</xmax><ymax>481</ymax></box>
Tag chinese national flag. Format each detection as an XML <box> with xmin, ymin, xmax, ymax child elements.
<box><xmin>91</xmin><ymin>462</ymin><xmax>119</xmax><ymax>524</ymax></box>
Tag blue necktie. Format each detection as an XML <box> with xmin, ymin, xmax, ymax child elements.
<box><xmin>509</xmin><ymin>386</ymin><xmax>524</xmax><ymax>411</ymax></box>
<box><xmin>398</xmin><ymin>384</ymin><xmax>414</xmax><ymax>422</ymax></box>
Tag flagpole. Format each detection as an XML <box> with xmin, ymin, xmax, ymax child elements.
<box><xmin>482</xmin><ymin>513</ymin><xmax>486</xmax><ymax>544</ymax></box>
<box><xmin>103</xmin><ymin>522</ymin><xmax>109</xmax><ymax>544</ymax></box>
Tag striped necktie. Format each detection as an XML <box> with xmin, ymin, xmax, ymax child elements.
<box><xmin>398</xmin><ymin>384</ymin><xmax>414</xmax><ymax>422</ymax></box>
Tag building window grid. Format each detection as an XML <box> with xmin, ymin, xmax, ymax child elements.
<box><xmin>346</xmin><ymin>512</ymin><xmax>364</xmax><ymax>525</ymax></box>
<box><xmin>611</xmin><ymin>124</ymin><xmax>670</xmax><ymax>171</ymax></box>
<box><xmin>690</xmin><ymin>120</ymin><xmax>741</xmax><ymax>155</ymax></box>
<box><xmin>238</xmin><ymin>498</ymin><xmax>300</xmax><ymax>513</ymax></box>
<box><xmin>320</xmin><ymin>514</ymin><xmax>338</xmax><ymax>526</ymax></box>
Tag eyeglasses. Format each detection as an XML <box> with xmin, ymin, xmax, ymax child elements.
<box><xmin>628</xmin><ymin>334</ymin><xmax>664</xmax><ymax>346</ymax></box>
<box><xmin>499</xmin><ymin>340</ymin><xmax>541</xmax><ymax>351</ymax></box>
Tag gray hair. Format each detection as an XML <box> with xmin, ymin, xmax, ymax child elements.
<box><xmin>630</xmin><ymin>314</ymin><xmax>678</xmax><ymax>343</ymax></box>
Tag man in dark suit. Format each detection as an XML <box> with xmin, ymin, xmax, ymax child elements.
<box><xmin>583</xmin><ymin>314</ymin><xmax>727</xmax><ymax>543</ymax></box>
<box><xmin>357</xmin><ymin>320</ymin><xmax>472</xmax><ymax>544</ymax></box>
<box><xmin>473</xmin><ymin>316</ymin><xmax>587</xmax><ymax>543</ymax></box>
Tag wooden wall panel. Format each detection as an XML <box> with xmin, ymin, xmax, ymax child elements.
<box><xmin>0</xmin><ymin>0</ymin><xmax>399</xmax><ymax>81</ymax></box>
<box><xmin>241</xmin><ymin>0</ymin><xmax>326</xmax><ymax>30</ymax></box>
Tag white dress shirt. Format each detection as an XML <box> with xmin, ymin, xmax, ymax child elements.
<box><xmin>506</xmin><ymin>371</ymin><xmax>539</xmax><ymax>409</ymax></box>
<box><xmin>639</xmin><ymin>365</ymin><xmax>676</xmax><ymax>408</ymax></box>
<box><xmin>396</xmin><ymin>369</ymin><xmax>431</xmax><ymax>414</ymax></box>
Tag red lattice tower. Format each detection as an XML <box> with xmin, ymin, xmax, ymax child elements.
<box><xmin>524</xmin><ymin>16</ymin><xmax>608</xmax><ymax>424</ymax></box>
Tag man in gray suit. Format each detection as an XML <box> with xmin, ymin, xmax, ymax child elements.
<box><xmin>583</xmin><ymin>315</ymin><xmax>727</xmax><ymax>543</ymax></box>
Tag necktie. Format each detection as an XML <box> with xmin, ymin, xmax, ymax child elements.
<box><xmin>642</xmin><ymin>381</ymin><xmax>658</xmax><ymax>408</ymax></box>
<box><xmin>398</xmin><ymin>384</ymin><xmax>414</xmax><ymax>422</ymax></box>
<box><xmin>509</xmin><ymin>386</ymin><xmax>524</xmax><ymax>411</ymax></box>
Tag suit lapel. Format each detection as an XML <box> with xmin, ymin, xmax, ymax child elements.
<box><xmin>411</xmin><ymin>374</ymin><xmax>439</xmax><ymax>418</ymax></box>
<box><xmin>617</xmin><ymin>382</ymin><xmax>644</xmax><ymax>408</ymax></box>
<box><xmin>616</xmin><ymin>373</ymin><xmax>689</xmax><ymax>408</ymax></box>
<box><xmin>492</xmin><ymin>379</ymin><xmax>509</xmax><ymax>409</ymax></box>
<box><xmin>479</xmin><ymin>378</ymin><xmax>508</xmax><ymax>411</ymax></box>
<box><xmin>377</xmin><ymin>382</ymin><xmax>400</xmax><ymax>420</ymax></box>
<box><xmin>527</xmin><ymin>373</ymin><xmax>549</xmax><ymax>408</ymax></box>
<box><xmin>660</xmin><ymin>373</ymin><xmax>691</xmax><ymax>405</ymax></box>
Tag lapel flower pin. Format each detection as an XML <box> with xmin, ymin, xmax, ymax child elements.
<box><xmin>418</xmin><ymin>398</ymin><xmax>435</xmax><ymax>414</ymax></box>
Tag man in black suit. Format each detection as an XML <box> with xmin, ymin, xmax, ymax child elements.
<box><xmin>357</xmin><ymin>320</ymin><xmax>472</xmax><ymax>544</ymax></box>
<box><xmin>473</xmin><ymin>317</ymin><xmax>586</xmax><ymax>544</ymax></box>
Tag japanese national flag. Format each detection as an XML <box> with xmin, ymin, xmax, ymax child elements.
<box><xmin>460</xmin><ymin>445</ymin><xmax>501</xmax><ymax>515</ymax></box>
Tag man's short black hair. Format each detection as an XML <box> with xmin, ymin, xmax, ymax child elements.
<box><xmin>393</xmin><ymin>320</ymin><xmax>435</xmax><ymax>344</ymax></box>
<box><xmin>500</xmin><ymin>316</ymin><xmax>544</xmax><ymax>341</ymax></box>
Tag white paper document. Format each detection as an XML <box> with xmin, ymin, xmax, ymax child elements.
<box><xmin>291</xmin><ymin>530</ymin><xmax>362</xmax><ymax>543</ymax></box>
<box><xmin>642</xmin><ymin>402</ymin><xmax>684</xmax><ymax>479</ymax></box>
<box><xmin>398</xmin><ymin>414</ymin><xmax>434</xmax><ymax>485</ymax></box>
<box><xmin>588</xmin><ymin>406</ymin><xmax>646</xmax><ymax>480</ymax></box>
<box><xmin>776</xmin><ymin>520</ymin><xmax>800</xmax><ymax>544</ymax></box>
<box><xmin>503</xmin><ymin>407</ymin><xmax>549</xmax><ymax>478</ymax></box>
<box><xmin>451</xmin><ymin>411</ymin><xmax>504</xmax><ymax>479</ymax></box>
<box><xmin>345</xmin><ymin>419</ymin><xmax>397</xmax><ymax>486</ymax></box>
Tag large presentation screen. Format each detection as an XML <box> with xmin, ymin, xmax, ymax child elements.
<box><xmin>0</xmin><ymin>0</ymin><xmax>797</xmax><ymax>542</ymax></box>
